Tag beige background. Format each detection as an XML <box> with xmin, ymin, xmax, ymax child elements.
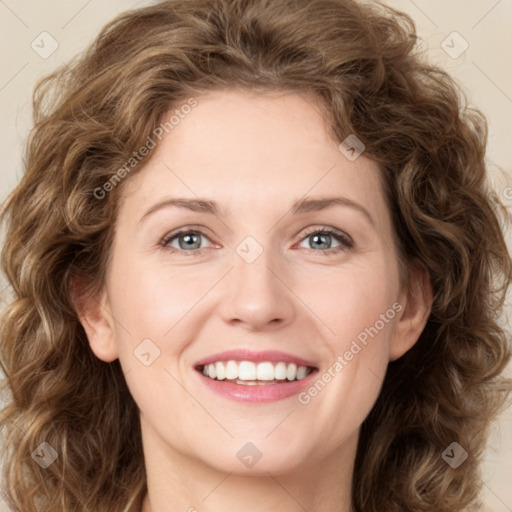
<box><xmin>0</xmin><ymin>0</ymin><xmax>511</xmax><ymax>510</ymax></box>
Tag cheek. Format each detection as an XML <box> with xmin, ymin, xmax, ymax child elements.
<box><xmin>301</xmin><ymin>257</ymin><xmax>400</xmax><ymax>353</ymax></box>
<box><xmin>106</xmin><ymin>257</ymin><xmax>216</xmax><ymax>350</ymax></box>
<box><xmin>295</xmin><ymin>258</ymin><xmax>400</xmax><ymax>428</ymax></box>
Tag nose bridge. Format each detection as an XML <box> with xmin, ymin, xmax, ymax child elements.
<box><xmin>234</xmin><ymin>235</ymin><xmax>275</xmax><ymax>289</ymax></box>
<box><xmin>220</xmin><ymin>234</ymin><xmax>295</xmax><ymax>329</ymax></box>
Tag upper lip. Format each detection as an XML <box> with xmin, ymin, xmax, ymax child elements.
<box><xmin>195</xmin><ymin>349</ymin><xmax>318</xmax><ymax>369</ymax></box>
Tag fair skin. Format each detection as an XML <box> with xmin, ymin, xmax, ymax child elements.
<box><xmin>76</xmin><ymin>89</ymin><xmax>432</xmax><ymax>512</ymax></box>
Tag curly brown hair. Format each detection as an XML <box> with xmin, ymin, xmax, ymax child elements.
<box><xmin>1</xmin><ymin>0</ymin><xmax>511</xmax><ymax>511</ymax></box>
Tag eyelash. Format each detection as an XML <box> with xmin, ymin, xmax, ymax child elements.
<box><xmin>160</xmin><ymin>226</ymin><xmax>354</xmax><ymax>257</ymax></box>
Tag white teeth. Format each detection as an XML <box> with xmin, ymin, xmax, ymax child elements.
<box><xmin>215</xmin><ymin>361</ymin><xmax>225</xmax><ymax>380</ymax></box>
<box><xmin>200</xmin><ymin>360</ymin><xmax>312</xmax><ymax>382</ymax></box>
<box><xmin>286</xmin><ymin>363</ymin><xmax>297</xmax><ymax>381</ymax></box>
<box><xmin>238</xmin><ymin>361</ymin><xmax>257</xmax><ymax>380</ymax></box>
<box><xmin>225</xmin><ymin>360</ymin><xmax>238</xmax><ymax>380</ymax></box>
<box><xmin>256</xmin><ymin>362</ymin><xmax>275</xmax><ymax>381</ymax></box>
<box><xmin>296</xmin><ymin>365</ymin><xmax>308</xmax><ymax>380</ymax></box>
<box><xmin>274</xmin><ymin>362</ymin><xmax>287</xmax><ymax>380</ymax></box>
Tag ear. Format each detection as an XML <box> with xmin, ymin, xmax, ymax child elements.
<box><xmin>390</xmin><ymin>263</ymin><xmax>433</xmax><ymax>361</ymax></box>
<box><xmin>70</xmin><ymin>278</ymin><xmax>119</xmax><ymax>363</ymax></box>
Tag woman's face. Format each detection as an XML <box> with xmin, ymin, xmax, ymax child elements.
<box><xmin>82</xmin><ymin>89</ymin><xmax>429</xmax><ymax>477</ymax></box>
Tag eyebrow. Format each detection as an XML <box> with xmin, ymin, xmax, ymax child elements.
<box><xmin>291</xmin><ymin>196</ymin><xmax>375</xmax><ymax>226</ymax></box>
<box><xmin>138</xmin><ymin>196</ymin><xmax>375</xmax><ymax>227</ymax></box>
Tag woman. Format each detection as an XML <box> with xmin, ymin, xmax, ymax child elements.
<box><xmin>1</xmin><ymin>0</ymin><xmax>510</xmax><ymax>511</ymax></box>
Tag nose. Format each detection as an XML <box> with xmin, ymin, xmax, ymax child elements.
<box><xmin>218</xmin><ymin>242</ymin><xmax>296</xmax><ymax>331</ymax></box>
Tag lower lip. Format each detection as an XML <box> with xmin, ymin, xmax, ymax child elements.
<box><xmin>196</xmin><ymin>370</ymin><xmax>318</xmax><ymax>402</ymax></box>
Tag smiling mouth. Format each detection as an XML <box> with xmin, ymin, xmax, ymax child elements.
<box><xmin>197</xmin><ymin>360</ymin><xmax>316</xmax><ymax>385</ymax></box>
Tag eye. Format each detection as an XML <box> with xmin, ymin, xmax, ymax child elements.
<box><xmin>160</xmin><ymin>226</ymin><xmax>354</xmax><ymax>256</ymax></box>
<box><xmin>297</xmin><ymin>227</ymin><xmax>354</xmax><ymax>254</ymax></box>
<box><xmin>161</xmin><ymin>229</ymin><xmax>214</xmax><ymax>255</ymax></box>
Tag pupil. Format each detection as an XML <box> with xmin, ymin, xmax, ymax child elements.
<box><xmin>311</xmin><ymin>234</ymin><xmax>330</xmax><ymax>250</ymax></box>
<box><xmin>180</xmin><ymin>233</ymin><xmax>200</xmax><ymax>250</ymax></box>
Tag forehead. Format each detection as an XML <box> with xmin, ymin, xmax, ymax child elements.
<box><xmin>119</xmin><ymin>89</ymin><xmax>385</xmax><ymax>220</ymax></box>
